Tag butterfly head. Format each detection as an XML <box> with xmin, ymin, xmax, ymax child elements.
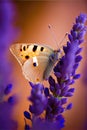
<box><xmin>49</xmin><ymin>49</ymin><xmax>62</xmax><ymax>64</ymax></box>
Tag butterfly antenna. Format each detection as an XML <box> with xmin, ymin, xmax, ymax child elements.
<box><xmin>58</xmin><ymin>32</ymin><xmax>68</xmax><ymax>47</ymax></box>
<box><xmin>48</xmin><ymin>24</ymin><xmax>68</xmax><ymax>49</ymax></box>
<box><xmin>48</xmin><ymin>24</ymin><xmax>59</xmax><ymax>48</ymax></box>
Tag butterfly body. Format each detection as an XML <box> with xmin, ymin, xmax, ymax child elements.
<box><xmin>10</xmin><ymin>43</ymin><xmax>61</xmax><ymax>83</ymax></box>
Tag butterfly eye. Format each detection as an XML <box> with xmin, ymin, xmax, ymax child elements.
<box><xmin>58</xmin><ymin>49</ymin><xmax>60</xmax><ymax>52</ymax></box>
<box><xmin>50</xmin><ymin>53</ymin><xmax>55</xmax><ymax>60</ymax></box>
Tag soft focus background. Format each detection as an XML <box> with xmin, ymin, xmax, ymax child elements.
<box><xmin>8</xmin><ymin>0</ymin><xmax>87</xmax><ymax>130</ymax></box>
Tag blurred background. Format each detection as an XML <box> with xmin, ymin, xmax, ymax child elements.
<box><xmin>6</xmin><ymin>0</ymin><xmax>87</xmax><ymax>130</ymax></box>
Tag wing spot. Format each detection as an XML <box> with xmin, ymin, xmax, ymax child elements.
<box><xmin>20</xmin><ymin>48</ymin><xmax>22</xmax><ymax>51</ymax></box>
<box><xmin>33</xmin><ymin>62</ymin><xmax>37</xmax><ymax>67</ymax></box>
<box><xmin>23</xmin><ymin>46</ymin><xmax>26</xmax><ymax>51</ymax></box>
<box><xmin>40</xmin><ymin>47</ymin><xmax>44</xmax><ymax>51</ymax></box>
<box><xmin>36</xmin><ymin>78</ymin><xmax>39</xmax><ymax>82</ymax></box>
<box><xmin>27</xmin><ymin>45</ymin><xmax>29</xmax><ymax>49</ymax></box>
<box><xmin>20</xmin><ymin>45</ymin><xmax>22</xmax><ymax>51</ymax></box>
<box><xmin>25</xmin><ymin>55</ymin><xmax>29</xmax><ymax>59</ymax></box>
<box><xmin>32</xmin><ymin>45</ymin><xmax>37</xmax><ymax>52</ymax></box>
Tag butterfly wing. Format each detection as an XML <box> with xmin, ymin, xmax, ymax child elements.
<box><xmin>22</xmin><ymin>55</ymin><xmax>50</xmax><ymax>83</ymax></box>
<box><xmin>10</xmin><ymin>43</ymin><xmax>53</xmax><ymax>65</ymax></box>
<box><xmin>10</xmin><ymin>43</ymin><xmax>26</xmax><ymax>66</ymax></box>
<box><xmin>10</xmin><ymin>43</ymin><xmax>57</xmax><ymax>83</ymax></box>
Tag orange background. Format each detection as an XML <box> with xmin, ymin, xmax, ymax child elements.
<box><xmin>9</xmin><ymin>1</ymin><xmax>87</xmax><ymax>130</ymax></box>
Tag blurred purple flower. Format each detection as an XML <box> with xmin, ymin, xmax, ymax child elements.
<box><xmin>0</xmin><ymin>1</ymin><xmax>18</xmax><ymax>101</ymax></box>
<box><xmin>0</xmin><ymin>101</ymin><xmax>18</xmax><ymax>130</ymax></box>
<box><xmin>24</xmin><ymin>14</ymin><xmax>87</xmax><ymax>130</ymax></box>
<box><xmin>4</xmin><ymin>84</ymin><xmax>13</xmax><ymax>95</ymax></box>
<box><xmin>0</xmin><ymin>1</ymin><xmax>18</xmax><ymax>129</ymax></box>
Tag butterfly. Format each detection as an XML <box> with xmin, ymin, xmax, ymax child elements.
<box><xmin>10</xmin><ymin>43</ymin><xmax>62</xmax><ymax>83</ymax></box>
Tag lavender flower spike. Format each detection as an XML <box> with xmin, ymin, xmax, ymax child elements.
<box><xmin>54</xmin><ymin>13</ymin><xmax>87</xmax><ymax>87</ymax></box>
<box><xmin>29</xmin><ymin>82</ymin><xmax>48</xmax><ymax>116</ymax></box>
<box><xmin>24</xmin><ymin>14</ymin><xmax>87</xmax><ymax>130</ymax></box>
<box><xmin>48</xmin><ymin>13</ymin><xmax>87</xmax><ymax>122</ymax></box>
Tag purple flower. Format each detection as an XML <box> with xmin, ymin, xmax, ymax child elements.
<box><xmin>29</xmin><ymin>82</ymin><xmax>47</xmax><ymax>116</ymax></box>
<box><xmin>0</xmin><ymin>1</ymin><xmax>18</xmax><ymax>129</ymax></box>
<box><xmin>46</xmin><ymin>96</ymin><xmax>64</xmax><ymax>120</ymax></box>
<box><xmin>31</xmin><ymin>117</ymin><xmax>64</xmax><ymax>130</ymax></box>
<box><xmin>0</xmin><ymin>1</ymin><xmax>18</xmax><ymax>101</ymax></box>
<box><xmin>66</xmin><ymin>103</ymin><xmax>73</xmax><ymax>110</ymax></box>
<box><xmin>53</xmin><ymin>14</ymin><xmax>87</xmax><ymax>99</ymax></box>
<box><xmin>0</xmin><ymin>101</ymin><xmax>18</xmax><ymax>130</ymax></box>
<box><xmin>24</xmin><ymin>14</ymin><xmax>87</xmax><ymax>130</ymax></box>
<box><xmin>4</xmin><ymin>84</ymin><xmax>13</xmax><ymax>95</ymax></box>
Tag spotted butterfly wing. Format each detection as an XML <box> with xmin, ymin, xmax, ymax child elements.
<box><xmin>22</xmin><ymin>55</ymin><xmax>49</xmax><ymax>83</ymax></box>
<box><xmin>10</xmin><ymin>43</ymin><xmax>59</xmax><ymax>83</ymax></box>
